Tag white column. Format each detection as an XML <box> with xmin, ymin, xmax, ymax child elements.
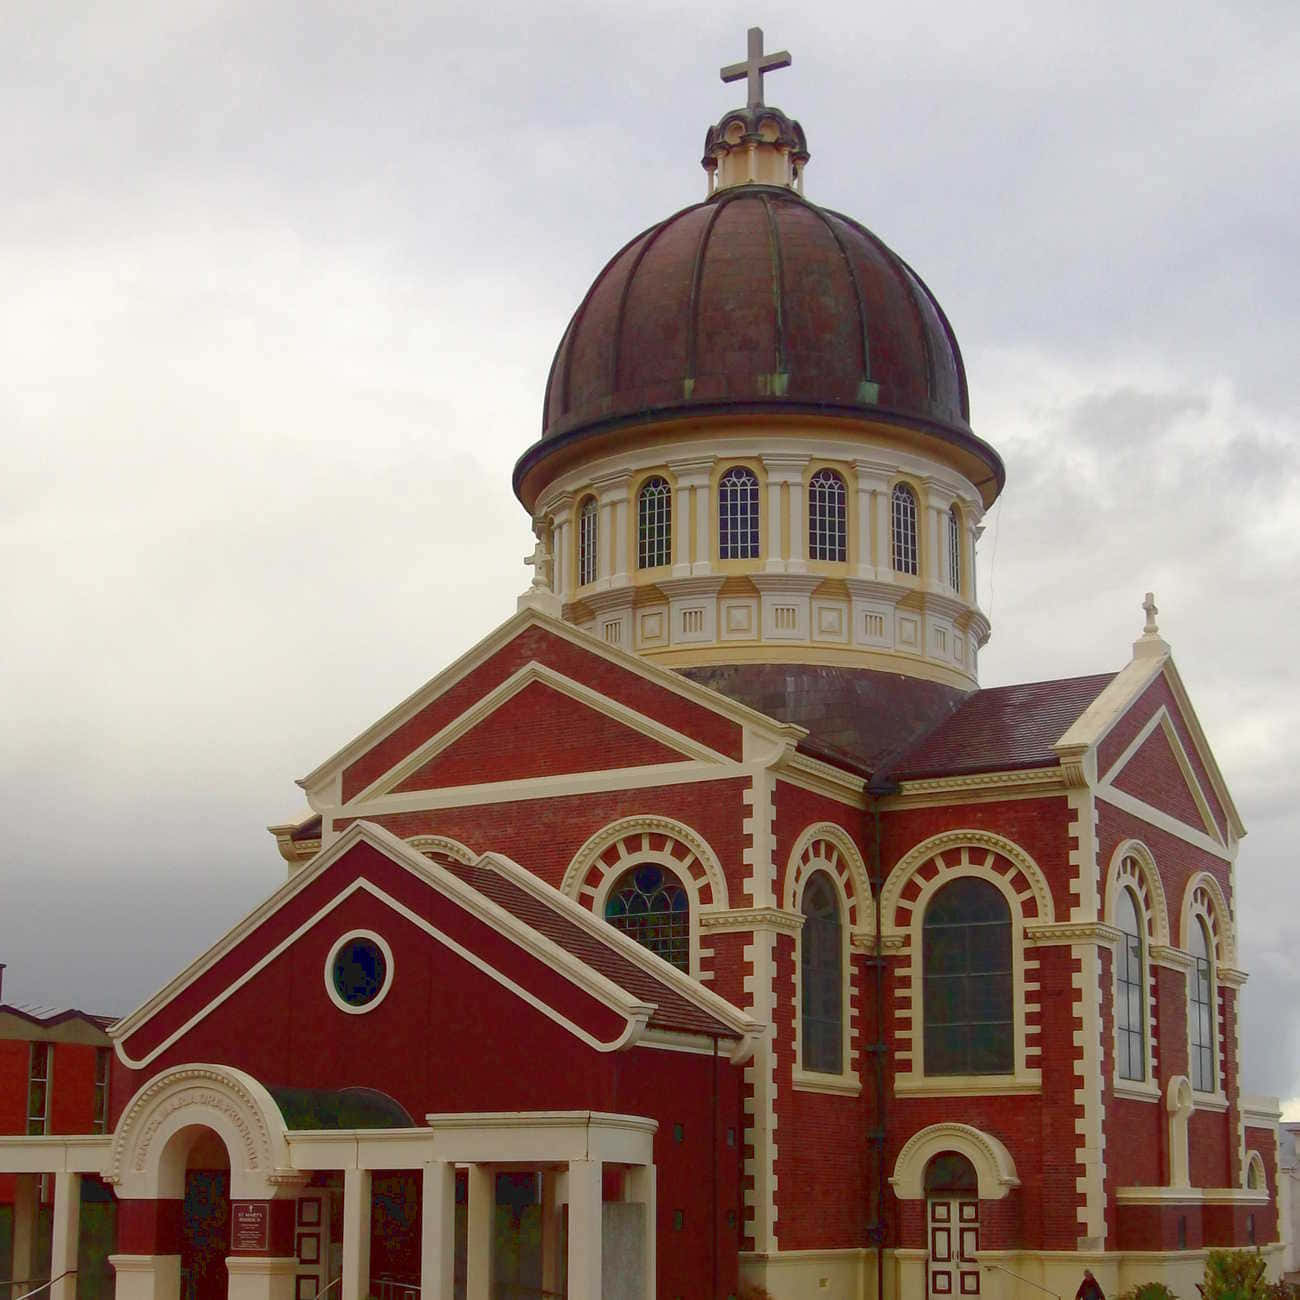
<box><xmin>597</xmin><ymin>498</ymin><xmax>614</xmax><ymax>585</ymax></box>
<box><xmin>540</xmin><ymin>1171</ymin><xmax>562</xmax><ymax>1298</ymax></box>
<box><xmin>420</xmin><ymin>1162</ymin><xmax>456</xmax><ymax>1300</ymax></box>
<box><xmin>672</xmin><ymin>482</ymin><xmax>691</xmax><ymax>575</ymax></box>
<box><xmin>341</xmin><ymin>1168</ymin><xmax>371</xmax><ymax>1300</ymax></box>
<box><xmin>626</xmin><ymin>1164</ymin><xmax>656</xmax><ymax>1300</ymax></box>
<box><xmin>11</xmin><ymin>1174</ymin><xmax>37</xmax><ymax>1300</ymax></box>
<box><xmin>612</xmin><ymin>492</ymin><xmax>629</xmax><ymax>586</ymax></box>
<box><xmin>854</xmin><ymin>477</ymin><xmax>872</xmax><ymax>576</ymax></box>
<box><xmin>763</xmin><ymin>479</ymin><xmax>782</xmax><ymax>572</ymax></box>
<box><xmin>692</xmin><ymin>481</ymin><xmax>712</xmax><ymax>576</ymax></box>
<box><xmin>50</xmin><ymin>1173</ymin><xmax>81</xmax><ymax>1300</ymax></box>
<box><xmin>465</xmin><ymin>1164</ymin><xmax>494</xmax><ymax>1300</ymax></box>
<box><xmin>876</xmin><ymin>486</ymin><xmax>891</xmax><ymax>572</ymax></box>
<box><xmin>787</xmin><ymin>476</ymin><xmax>806</xmax><ymax>573</ymax></box>
<box><xmin>554</xmin><ymin>517</ymin><xmax>572</xmax><ymax>599</ymax></box>
<box><xmin>927</xmin><ymin>502</ymin><xmax>943</xmax><ymax>586</ymax></box>
<box><xmin>567</xmin><ymin>1158</ymin><xmax>603</xmax><ymax>1300</ymax></box>
<box><xmin>108</xmin><ymin>1255</ymin><xmax>182</xmax><ymax>1300</ymax></box>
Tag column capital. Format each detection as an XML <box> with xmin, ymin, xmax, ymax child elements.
<box><xmin>760</xmin><ymin>453</ymin><xmax>810</xmax><ymax>482</ymax></box>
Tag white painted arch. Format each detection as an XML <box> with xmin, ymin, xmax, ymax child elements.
<box><xmin>1105</xmin><ymin>839</ymin><xmax>1171</xmax><ymax>947</ymax></box>
<box><xmin>108</xmin><ymin>1063</ymin><xmax>295</xmax><ymax>1200</ymax></box>
<box><xmin>890</xmin><ymin>1122</ymin><xmax>1020</xmax><ymax>1201</ymax></box>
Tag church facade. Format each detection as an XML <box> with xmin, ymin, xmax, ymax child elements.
<box><xmin>0</xmin><ymin>29</ymin><xmax>1283</xmax><ymax>1300</ymax></box>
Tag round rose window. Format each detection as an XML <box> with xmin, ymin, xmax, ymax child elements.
<box><xmin>325</xmin><ymin>931</ymin><xmax>393</xmax><ymax>1013</ymax></box>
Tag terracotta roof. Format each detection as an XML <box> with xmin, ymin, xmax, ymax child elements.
<box><xmin>427</xmin><ymin>852</ymin><xmax>741</xmax><ymax>1041</ymax></box>
<box><xmin>885</xmin><ymin>673</ymin><xmax>1117</xmax><ymax>781</ymax></box>
<box><xmin>679</xmin><ymin>663</ymin><xmax>970</xmax><ymax>775</ymax></box>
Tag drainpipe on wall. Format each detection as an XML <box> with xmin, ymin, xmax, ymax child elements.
<box><xmin>865</xmin><ymin>778</ymin><xmax>899</xmax><ymax>1300</ymax></box>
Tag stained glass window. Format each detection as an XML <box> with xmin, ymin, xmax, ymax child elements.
<box><xmin>605</xmin><ymin>864</ymin><xmax>690</xmax><ymax>971</ymax></box>
<box><xmin>808</xmin><ymin>469</ymin><xmax>847</xmax><ymax>562</ymax></box>
<box><xmin>801</xmin><ymin>873</ymin><xmax>843</xmax><ymax>1073</ymax></box>
<box><xmin>923</xmin><ymin>877</ymin><xmax>1013</xmax><ymax>1075</ymax></box>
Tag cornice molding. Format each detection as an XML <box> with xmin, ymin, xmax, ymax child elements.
<box><xmin>1025</xmin><ymin>921</ymin><xmax>1123</xmax><ymax>948</ymax></box>
<box><xmin>1151</xmin><ymin>944</ymin><xmax>1196</xmax><ymax>972</ymax></box>
<box><xmin>699</xmin><ymin>906</ymin><xmax>805</xmax><ymax>935</ymax></box>
<box><xmin>891</xmin><ymin>767</ymin><xmax>1065</xmax><ymax>800</ymax></box>
<box><xmin>1217</xmin><ymin>966</ymin><xmax>1248</xmax><ymax>989</ymax></box>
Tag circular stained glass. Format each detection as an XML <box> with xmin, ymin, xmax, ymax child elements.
<box><xmin>330</xmin><ymin>936</ymin><xmax>389</xmax><ymax>1009</ymax></box>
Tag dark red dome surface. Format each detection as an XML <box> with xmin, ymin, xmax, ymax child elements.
<box><xmin>515</xmin><ymin>184</ymin><xmax>1003</xmax><ymax>501</ymax></box>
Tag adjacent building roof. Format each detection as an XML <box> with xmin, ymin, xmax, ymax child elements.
<box><xmin>884</xmin><ymin>672</ymin><xmax>1117</xmax><ymax>781</ymax></box>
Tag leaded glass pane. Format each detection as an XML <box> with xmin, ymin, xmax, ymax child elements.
<box><xmin>808</xmin><ymin>469</ymin><xmax>847</xmax><ymax>562</ymax></box>
<box><xmin>578</xmin><ymin>497</ymin><xmax>598</xmax><ymax>586</ymax></box>
<box><xmin>1116</xmin><ymin>886</ymin><xmax>1146</xmax><ymax>1080</ymax></box>
<box><xmin>1189</xmin><ymin>919</ymin><xmax>1215</xmax><ymax>1091</ymax></box>
<box><xmin>801</xmin><ymin>874</ymin><xmax>843</xmax><ymax>1073</ymax></box>
<box><xmin>637</xmin><ymin>477</ymin><xmax>671</xmax><ymax>569</ymax></box>
<box><xmin>719</xmin><ymin>467</ymin><xmax>760</xmax><ymax>559</ymax></box>
<box><xmin>891</xmin><ymin>483</ymin><xmax>918</xmax><ymax>575</ymax></box>
<box><xmin>604</xmin><ymin>864</ymin><xmax>689</xmax><ymax>972</ymax></box>
<box><xmin>922</xmin><ymin>877</ymin><xmax>1013</xmax><ymax>1075</ymax></box>
<box><xmin>947</xmin><ymin>505</ymin><xmax>961</xmax><ymax>591</ymax></box>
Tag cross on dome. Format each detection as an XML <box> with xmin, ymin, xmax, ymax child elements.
<box><xmin>720</xmin><ymin>26</ymin><xmax>791</xmax><ymax>109</ymax></box>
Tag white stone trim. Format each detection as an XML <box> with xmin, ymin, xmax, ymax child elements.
<box><xmin>889</xmin><ymin>1122</ymin><xmax>1020</xmax><ymax>1200</ymax></box>
<box><xmin>1179</xmin><ymin>870</ymin><xmax>1235</xmax><ymax>964</ymax></box>
<box><xmin>406</xmin><ymin>835</ymin><xmax>475</xmax><ymax>864</ymax></box>
<box><xmin>323</xmin><ymin>930</ymin><xmax>395</xmax><ymax>1016</ymax></box>
<box><xmin>108</xmin><ymin>1063</ymin><xmax>292</xmax><ymax>1200</ymax></box>
<box><xmin>1245</xmin><ymin>1148</ymin><xmax>1268</xmax><ymax>1191</ymax></box>
<box><xmin>1105</xmin><ymin>845</ymin><xmax>1165</xmax><ymax>1089</ymax></box>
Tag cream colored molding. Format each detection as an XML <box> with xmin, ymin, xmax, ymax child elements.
<box><xmin>297</xmin><ymin>607</ymin><xmax>804</xmax><ymax>807</ymax></box>
<box><xmin>0</xmin><ymin>1135</ymin><xmax>112</xmax><ymax>1175</ymax></box>
<box><xmin>890</xmin><ymin>1122</ymin><xmax>1020</xmax><ymax>1200</ymax></box>
<box><xmin>1193</xmin><ymin>1093</ymin><xmax>1231</xmax><ymax>1113</ymax></box>
<box><xmin>1098</xmin><ymin>705</ymin><xmax>1224</xmax><ymax>845</ymax></box>
<box><xmin>1104</xmin><ymin>841</ymin><xmax>1172</xmax><ymax>945</ymax></box>
<box><xmin>1150</xmin><ymin>944</ymin><xmax>1196</xmax><ymax>973</ymax></box>
<box><xmin>322</xmin><ymin>929</ymin><xmax>394</xmax><ymax>1016</ymax></box>
<box><xmin>1056</xmin><ymin>652</ymin><xmax>1167</xmax><ymax>756</ymax></box>
<box><xmin>1243</xmin><ymin>1148</ymin><xmax>1269</xmax><ymax>1191</ymax></box>
<box><xmin>890</xmin><ymin>766</ymin><xmax>1068</xmax><ymax>801</ymax></box>
<box><xmin>791</xmin><ymin>1069</ymin><xmax>861</xmax><ymax>1097</ymax></box>
<box><xmin>406</xmin><ymin>835</ymin><xmax>475</xmax><ymax>864</ymax></box>
<box><xmin>892</xmin><ymin>1074</ymin><xmax>1041</xmax><ymax>1098</ymax></box>
<box><xmin>1241</xmin><ymin>1095</ymin><xmax>1282</xmax><ymax>1126</ymax></box>
<box><xmin>775</xmin><ymin>753</ymin><xmax>867</xmax><ymax>807</ymax></box>
<box><xmin>881</xmin><ymin>829</ymin><xmax>1056</xmax><ymax>930</ymax></box>
<box><xmin>108</xmin><ymin>1064</ymin><xmax>292</xmax><ymax>1200</ymax></box>
<box><xmin>1115</xmin><ymin>1185</ymin><xmax>1269</xmax><ymax>1206</ymax></box>
<box><xmin>699</xmin><ymin>907</ymin><xmax>804</xmax><ymax>935</ymax></box>
<box><xmin>350</xmin><ymin>659</ymin><xmax>735</xmax><ymax>806</ymax></box>
<box><xmin>1180</xmin><ymin>870</ymin><xmax>1236</xmax><ymax>964</ymax></box>
<box><xmin>1217</xmin><ymin>966</ymin><xmax>1248</xmax><ymax>989</ymax></box>
<box><xmin>1096</xmin><ymin>787</ymin><xmax>1231</xmax><ymax>861</ymax></box>
<box><xmin>783</xmin><ymin>821</ymin><xmax>871</xmax><ymax>924</ymax></box>
<box><xmin>1113</xmin><ymin>1080</ymin><xmax>1162</xmax><ymax>1104</ymax></box>
<box><xmin>852</xmin><ymin>931</ymin><xmax>901</xmax><ymax>952</ymax></box>
<box><xmin>1025</xmin><ymin>921</ymin><xmax>1123</xmax><ymax>947</ymax></box>
<box><xmin>1160</xmin><ymin>660</ymin><xmax>1246</xmax><ymax>839</ymax></box>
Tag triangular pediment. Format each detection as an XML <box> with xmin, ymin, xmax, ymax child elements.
<box><xmin>1103</xmin><ymin>709</ymin><xmax>1221</xmax><ymax>839</ymax></box>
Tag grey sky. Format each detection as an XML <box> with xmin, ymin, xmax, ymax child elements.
<box><xmin>3</xmin><ymin>1</ymin><xmax>1298</xmax><ymax>1108</ymax></box>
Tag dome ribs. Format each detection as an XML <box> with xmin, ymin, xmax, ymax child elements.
<box><xmin>609</xmin><ymin>213</ymin><xmax>679</xmax><ymax>397</ymax></box>
<box><xmin>807</xmin><ymin>203</ymin><xmax>873</xmax><ymax>397</ymax></box>
<box><xmin>758</xmin><ymin>193</ymin><xmax>789</xmax><ymax>391</ymax></box>
<box><xmin>684</xmin><ymin>199</ymin><xmax>727</xmax><ymax>397</ymax></box>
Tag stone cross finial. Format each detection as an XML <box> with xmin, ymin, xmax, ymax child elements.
<box><xmin>524</xmin><ymin>518</ymin><xmax>554</xmax><ymax>591</ymax></box>
<box><xmin>720</xmin><ymin>27</ymin><xmax>791</xmax><ymax>109</ymax></box>
<box><xmin>1142</xmin><ymin>591</ymin><xmax>1159</xmax><ymax>636</ymax></box>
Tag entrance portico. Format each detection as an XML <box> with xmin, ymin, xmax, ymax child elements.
<box><xmin>0</xmin><ymin>1063</ymin><xmax>659</xmax><ymax>1300</ymax></box>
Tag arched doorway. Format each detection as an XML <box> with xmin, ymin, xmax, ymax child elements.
<box><xmin>924</xmin><ymin>1151</ymin><xmax>979</xmax><ymax>1300</ymax></box>
<box><xmin>169</xmin><ymin>1128</ymin><xmax>231</xmax><ymax>1300</ymax></box>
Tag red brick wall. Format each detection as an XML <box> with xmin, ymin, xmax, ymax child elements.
<box><xmin>1244</xmin><ymin>1123</ymin><xmax>1279</xmax><ymax>1243</ymax></box>
<box><xmin>1096</xmin><ymin>674</ymin><xmax>1228</xmax><ymax>840</ymax></box>
<box><xmin>341</xmin><ymin>624</ymin><xmax>743</xmax><ymax>799</ymax></box>
<box><xmin>391</xmin><ymin>679</ymin><xmax>689</xmax><ymax>791</ymax></box>
<box><xmin>0</xmin><ymin>1040</ymin><xmax>27</xmax><ymax>1133</ymax></box>
<box><xmin>1189</xmin><ymin>1108</ymin><xmax>1232</xmax><ymax>1187</ymax></box>
<box><xmin>342</xmin><ymin>777</ymin><xmax>749</xmax><ymax>903</ymax></box>
<box><xmin>48</xmin><ymin>1043</ymin><xmax>97</xmax><ymax>1135</ymax></box>
<box><xmin>1110</xmin><ymin>727</ymin><xmax>1207</xmax><ymax>834</ymax></box>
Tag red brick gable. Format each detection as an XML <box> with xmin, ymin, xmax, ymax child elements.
<box><xmin>338</xmin><ymin>623</ymin><xmax>744</xmax><ymax>801</ymax></box>
<box><xmin>390</xmin><ymin>679</ymin><xmax>690</xmax><ymax>792</ymax></box>
<box><xmin>1109</xmin><ymin>721</ymin><xmax>1210</xmax><ymax>833</ymax></box>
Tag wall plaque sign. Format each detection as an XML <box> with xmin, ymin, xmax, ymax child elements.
<box><xmin>231</xmin><ymin>1201</ymin><xmax>270</xmax><ymax>1252</ymax></box>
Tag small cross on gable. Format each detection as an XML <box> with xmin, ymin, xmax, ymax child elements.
<box><xmin>720</xmin><ymin>26</ymin><xmax>791</xmax><ymax>109</ymax></box>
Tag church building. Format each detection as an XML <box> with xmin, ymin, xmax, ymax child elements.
<box><xmin>0</xmin><ymin>28</ymin><xmax>1283</xmax><ymax>1300</ymax></box>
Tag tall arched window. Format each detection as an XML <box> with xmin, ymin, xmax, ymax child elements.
<box><xmin>637</xmin><ymin>477</ymin><xmax>671</xmax><ymax>569</ymax></box>
<box><xmin>947</xmin><ymin>505</ymin><xmax>962</xmax><ymax>592</ymax></box>
<box><xmin>604</xmin><ymin>863</ymin><xmax>689</xmax><ymax>972</ymax></box>
<box><xmin>577</xmin><ymin>496</ymin><xmax>598</xmax><ymax>587</ymax></box>
<box><xmin>718</xmin><ymin>466</ymin><xmax>760</xmax><ymax>559</ymax></box>
<box><xmin>891</xmin><ymin>483</ymin><xmax>918</xmax><ymax>575</ymax></box>
<box><xmin>923</xmin><ymin>877</ymin><xmax>1013</xmax><ymax>1075</ymax></box>
<box><xmin>1190</xmin><ymin>918</ymin><xmax>1215</xmax><ymax>1092</ymax></box>
<box><xmin>800</xmin><ymin>873</ymin><xmax>842</xmax><ymax>1073</ymax></box>
<box><xmin>808</xmin><ymin>469</ymin><xmax>847</xmax><ymax>562</ymax></box>
<box><xmin>1116</xmin><ymin>887</ymin><xmax>1146</xmax><ymax>1081</ymax></box>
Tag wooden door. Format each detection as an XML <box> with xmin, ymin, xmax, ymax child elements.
<box><xmin>927</xmin><ymin>1197</ymin><xmax>979</xmax><ymax>1299</ymax></box>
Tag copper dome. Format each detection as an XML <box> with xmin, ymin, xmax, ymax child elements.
<box><xmin>515</xmin><ymin>184</ymin><xmax>1003</xmax><ymax>502</ymax></box>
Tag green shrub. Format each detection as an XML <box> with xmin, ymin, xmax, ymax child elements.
<box><xmin>1116</xmin><ymin>1283</ymin><xmax>1179</xmax><ymax>1300</ymax></box>
<box><xmin>1197</xmin><ymin>1249</ymin><xmax>1275</xmax><ymax>1300</ymax></box>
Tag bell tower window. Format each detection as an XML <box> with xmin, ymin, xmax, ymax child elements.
<box><xmin>577</xmin><ymin>496</ymin><xmax>598</xmax><ymax>587</ymax></box>
<box><xmin>947</xmin><ymin>505</ymin><xmax>961</xmax><ymax>591</ymax></box>
<box><xmin>808</xmin><ymin>469</ymin><xmax>847</xmax><ymax>562</ymax></box>
<box><xmin>892</xmin><ymin>483</ymin><xmax>918</xmax><ymax>575</ymax></box>
<box><xmin>719</xmin><ymin>467</ymin><xmax>760</xmax><ymax>559</ymax></box>
<box><xmin>637</xmin><ymin>477</ymin><xmax>671</xmax><ymax>569</ymax></box>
